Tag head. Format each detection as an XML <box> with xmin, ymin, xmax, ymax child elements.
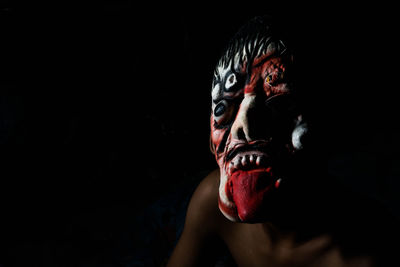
<box><xmin>210</xmin><ymin>16</ymin><xmax>309</xmax><ymax>223</ymax></box>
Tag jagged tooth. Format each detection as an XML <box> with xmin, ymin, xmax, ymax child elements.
<box><xmin>241</xmin><ymin>156</ymin><xmax>248</xmax><ymax>166</ymax></box>
<box><xmin>249</xmin><ymin>154</ymin><xmax>255</xmax><ymax>164</ymax></box>
<box><xmin>234</xmin><ymin>157</ymin><xmax>241</xmax><ymax>169</ymax></box>
<box><xmin>256</xmin><ymin>155</ymin><xmax>261</xmax><ymax>166</ymax></box>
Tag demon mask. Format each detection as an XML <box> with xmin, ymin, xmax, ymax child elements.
<box><xmin>210</xmin><ymin>17</ymin><xmax>308</xmax><ymax>223</ymax></box>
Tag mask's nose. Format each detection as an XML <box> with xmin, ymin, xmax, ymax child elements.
<box><xmin>231</xmin><ymin>94</ymin><xmax>274</xmax><ymax>142</ymax></box>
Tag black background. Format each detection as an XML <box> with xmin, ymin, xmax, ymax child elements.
<box><xmin>1</xmin><ymin>1</ymin><xmax>399</xmax><ymax>266</ymax></box>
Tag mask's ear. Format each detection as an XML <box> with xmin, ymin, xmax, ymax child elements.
<box><xmin>291</xmin><ymin>115</ymin><xmax>308</xmax><ymax>151</ymax></box>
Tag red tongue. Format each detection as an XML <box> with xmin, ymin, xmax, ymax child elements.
<box><xmin>229</xmin><ymin>169</ymin><xmax>274</xmax><ymax>222</ymax></box>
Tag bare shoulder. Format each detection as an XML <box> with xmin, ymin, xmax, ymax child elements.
<box><xmin>191</xmin><ymin>169</ymin><xmax>220</xmax><ymax>207</ymax></box>
<box><xmin>184</xmin><ymin>168</ymin><xmax>222</xmax><ymax>234</ymax></box>
<box><xmin>166</xmin><ymin>169</ymin><xmax>224</xmax><ymax>267</ymax></box>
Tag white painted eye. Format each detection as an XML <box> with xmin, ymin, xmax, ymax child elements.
<box><xmin>225</xmin><ymin>73</ymin><xmax>237</xmax><ymax>91</ymax></box>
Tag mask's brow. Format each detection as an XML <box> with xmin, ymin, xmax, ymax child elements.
<box><xmin>252</xmin><ymin>54</ymin><xmax>276</xmax><ymax>68</ymax></box>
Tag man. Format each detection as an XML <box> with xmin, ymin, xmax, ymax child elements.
<box><xmin>167</xmin><ymin>16</ymin><xmax>398</xmax><ymax>267</ymax></box>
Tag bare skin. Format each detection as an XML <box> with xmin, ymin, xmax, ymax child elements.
<box><xmin>167</xmin><ymin>169</ymin><xmax>375</xmax><ymax>267</ymax></box>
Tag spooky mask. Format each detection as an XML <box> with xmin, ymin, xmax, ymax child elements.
<box><xmin>210</xmin><ymin>17</ymin><xmax>308</xmax><ymax>222</ymax></box>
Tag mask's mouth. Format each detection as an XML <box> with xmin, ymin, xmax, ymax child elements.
<box><xmin>224</xmin><ymin>140</ymin><xmax>276</xmax><ymax>175</ymax></box>
<box><xmin>221</xmin><ymin>143</ymin><xmax>281</xmax><ymax>222</ymax></box>
<box><xmin>227</xmin><ymin>150</ymin><xmax>271</xmax><ymax>175</ymax></box>
<box><xmin>225</xmin><ymin>141</ymin><xmax>271</xmax><ymax>163</ymax></box>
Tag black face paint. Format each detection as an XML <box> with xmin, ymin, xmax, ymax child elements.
<box><xmin>214</xmin><ymin>102</ymin><xmax>226</xmax><ymax>117</ymax></box>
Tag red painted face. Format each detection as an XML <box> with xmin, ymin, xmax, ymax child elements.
<box><xmin>211</xmin><ymin>45</ymin><xmax>307</xmax><ymax>222</ymax></box>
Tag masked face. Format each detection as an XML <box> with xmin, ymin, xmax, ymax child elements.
<box><xmin>210</xmin><ymin>38</ymin><xmax>308</xmax><ymax>223</ymax></box>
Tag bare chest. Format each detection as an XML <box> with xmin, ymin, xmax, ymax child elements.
<box><xmin>220</xmin><ymin>223</ymin><xmax>374</xmax><ymax>267</ymax></box>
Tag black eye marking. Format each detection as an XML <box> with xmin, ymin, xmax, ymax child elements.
<box><xmin>214</xmin><ymin>102</ymin><xmax>226</xmax><ymax>117</ymax></box>
<box><xmin>223</xmin><ymin>70</ymin><xmax>244</xmax><ymax>92</ymax></box>
<box><xmin>225</xmin><ymin>73</ymin><xmax>237</xmax><ymax>91</ymax></box>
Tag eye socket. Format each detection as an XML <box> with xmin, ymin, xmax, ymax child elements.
<box><xmin>224</xmin><ymin>73</ymin><xmax>237</xmax><ymax>91</ymax></box>
<box><xmin>265</xmin><ymin>74</ymin><xmax>273</xmax><ymax>85</ymax></box>
<box><xmin>265</xmin><ymin>70</ymin><xmax>284</xmax><ymax>86</ymax></box>
<box><xmin>213</xmin><ymin>99</ymin><xmax>236</xmax><ymax>128</ymax></box>
<box><xmin>214</xmin><ymin>102</ymin><xmax>226</xmax><ymax>117</ymax></box>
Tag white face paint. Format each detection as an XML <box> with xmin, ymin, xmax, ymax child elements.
<box><xmin>216</xmin><ymin>64</ymin><xmax>231</xmax><ymax>83</ymax></box>
<box><xmin>211</xmin><ymin>83</ymin><xmax>221</xmax><ymax>102</ymax></box>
